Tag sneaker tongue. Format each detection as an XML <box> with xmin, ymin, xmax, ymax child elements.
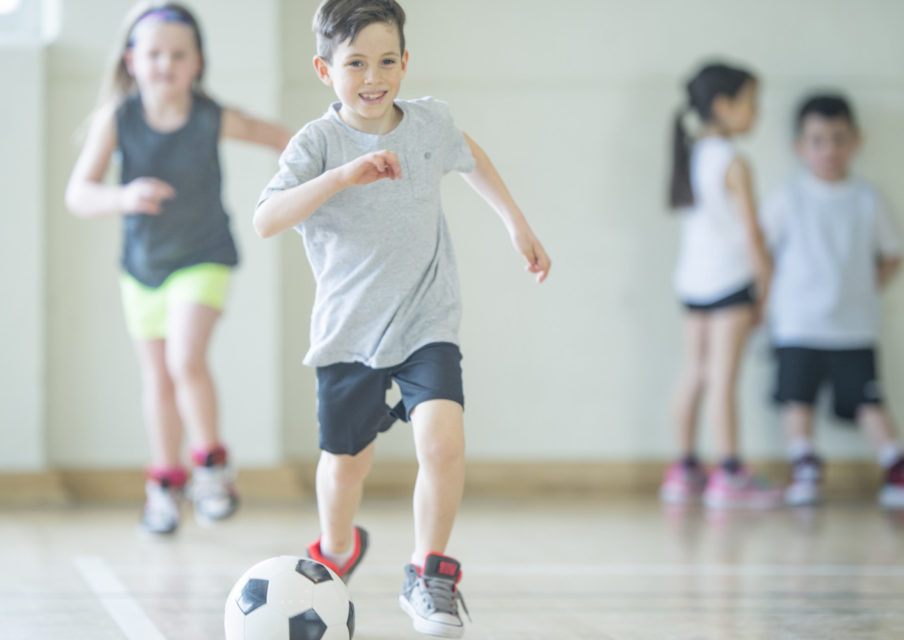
<box><xmin>424</xmin><ymin>554</ymin><xmax>460</xmax><ymax>581</ymax></box>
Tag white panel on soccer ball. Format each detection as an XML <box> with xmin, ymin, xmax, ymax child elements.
<box><xmin>311</xmin><ymin>581</ymin><xmax>351</xmax><ymax>626</ymax></box>
<box><xmin>244</xmin><ymin>606</ymin><xmax>294</xmax><ymax>639</ymax></box>
<box><xmin>267</xmin><ymin>570</ymin><xmax>315</xmax><ymax>618</ymax></box>
<box><xmin>223</xmin><ymin>595</ymin><xmax>247</xmax><ymax>640</ymax></box>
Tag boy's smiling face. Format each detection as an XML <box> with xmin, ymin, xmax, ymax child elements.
<box><xmin>796</xmin><ymin>115</ymin><xmax>860</xmax><ymax>182</ymax></box>
<box><xmin>314</xmin><ymin>21</ymin><xmax>408</xmax><ymax>135</ymax></box>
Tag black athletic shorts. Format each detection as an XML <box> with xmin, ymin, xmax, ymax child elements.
<box><xmin>773</xmin><ymin>347</ymin><xmax>883</xmax><ymax>421</ymax></box>
<box><xmin>683</xmin><ymin>282</ymin><xmax>756</xmax><ymax>312</ymax></box>
<box><xmin>315</xmin><ymin>342</ymin><xmax>464</xmax><ymax>455</ymax></box>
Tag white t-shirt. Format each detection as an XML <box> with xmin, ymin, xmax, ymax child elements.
<box><xmin>257</xmin><ymin>98</ymin><xmax>476</xmax><ymax>368</ymax></box>
<box><xmin>674</xmin><ymin>137</ymin><xmax>755</xmax><ymax>304</ymax></box>
<box><xmin>761</xmin><ymin>173</ymin><xmax>901</xmax><ymax>348</ymax></box>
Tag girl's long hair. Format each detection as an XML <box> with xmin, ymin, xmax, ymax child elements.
<box><xmin>96</xmin><ymin>2</ymin><xmax>207</xmax><ymax>109</ymax></box>
<box><xmin>668</xmin><ymin>62</ymin><xmax>755</xmax><ymax>209</ymax></box>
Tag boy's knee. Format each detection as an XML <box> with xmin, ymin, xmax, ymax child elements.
<box><xmin>416</xmin><ymin>433</ymin><xmax>465</xmax><ymax>471</ymax></box>
<box><xmin>320</xmin><ymin>449</ymin><xmax>373</xmax><ymax>485</ymax></box>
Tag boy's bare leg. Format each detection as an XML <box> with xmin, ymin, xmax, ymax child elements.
<box><xmin>784</xmin><ymin>402</ymin><xmax>816</xmax><ymax>446</ymax></box>
<box><xmin>410</xmin><ymin>399</ymin><xmax>465</xmax><ymax>563</ymax></box>
<box><xmin>858</xmin><ymin>405</ymin><xmax>900</xmax><ymax>449</ymax></box>
<box><xmin>316</xmin><ymin>443</ymin><xmax>375</xmax><ymax>555</ymax></box>
<box><xmin>672</xmin><ymin>312</ymin><xmax>708</xmax><ymax>458</ymax></box>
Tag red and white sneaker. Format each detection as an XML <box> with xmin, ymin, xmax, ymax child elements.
<box><xmin>703</xmin><ymin>467</ymin><xmax>783</xmax><ymax>509</ymax></box>
<box><xmin>879</xmin><ymin>459</ymin><xmax>904</xmax><ymax>509</ymax></box>
<box><xmin>188</xmin><ymin>445</ymin><xmax>238</xmax><ymax>524</ymax></box>
<box><xmin>306</xmin><ymin>526</ymin><xmax>369</xmax><ymax>584</ymax></box>
<box><xmin>399</xmin><ymin>553</ymin><xmax>469</xmax><ymax>639</ymax></box>
<box><xmin>659</xmin><ymin>462</ymin><xmax>708</xmax><ymax>504</ymax></box>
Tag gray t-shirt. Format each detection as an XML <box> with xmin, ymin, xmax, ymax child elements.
<box><xmin>761</xmin><ymin>173</ymin><xmax>901</xmax><ymax>348</ymax></box>
<box><xmin>258</xmin><ymin>97</ymin><xmax>476</xmax><ymax>368</ymax></box>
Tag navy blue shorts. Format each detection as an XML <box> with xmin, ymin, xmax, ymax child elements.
<box><xmin>683</xmin><ymin>282</ymin><xmax>756</xmax><ymax>312</ymax></box>
<box><xmin>315</xmin><ymin>342</ymin><xmax>464</xmax><ymax>456</ymax></box>
<box><xmin>773</xmin><ymin>347</ymin><xmax>883</xmax><ymax>421</ymax></box>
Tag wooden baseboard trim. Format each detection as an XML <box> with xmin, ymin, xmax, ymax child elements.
<box><xmin>0</xmin><ymin>460</ymin><xmax>885</xmax><ymax>505</ymax></box>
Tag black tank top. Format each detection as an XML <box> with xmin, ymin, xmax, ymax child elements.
<box><xmin>116</xmin><ymin>92</ymin><xmax>238</xmax><ymax>287</ymax></box>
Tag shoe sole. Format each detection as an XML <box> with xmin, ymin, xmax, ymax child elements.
<box><xmin>398</xmin><ymin>594</ymin><xmax>464</xmax><ymax>638</ymax></box>
<box><xmin>879</xmin><ymin>487</ymin><xmax>904</xmax><ymax>509</ymax></box>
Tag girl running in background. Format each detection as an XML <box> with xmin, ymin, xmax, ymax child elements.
<box><xmin>65</xmin><ymin>2</ymin><xmax>292</xmax><ymax>534</ymax></box>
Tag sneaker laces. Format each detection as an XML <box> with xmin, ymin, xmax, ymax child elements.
<box><xmin>423</xmin><ymin>575</ymin><xmax>471</xmax><ymax>622</ymax></box>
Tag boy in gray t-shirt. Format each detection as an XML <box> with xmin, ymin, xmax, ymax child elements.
<box><xmin>255</xmin><ymin>1</ymin><xmax>550</xmax><ymax>636</ymax></box>
<box><xmin>761</xmin><ymin>94</ymin><xmax>904</xmax><ymax>510</ymax></box>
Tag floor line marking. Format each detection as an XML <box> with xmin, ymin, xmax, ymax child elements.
<box><xmin>73</xmin><ymin>555</ymin><xmax>168</xmax><ymax>640</ymax></box>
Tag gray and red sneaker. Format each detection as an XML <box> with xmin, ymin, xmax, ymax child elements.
<box><xmin>879</xmin><ymin>459</ymin><xmax>904</xmax><ymax>509</ymax></box>
<box><xmin>703</xmin><ymin>467</ymin><xmax>783</xmax><ymax>509</ymax></box>
<box><xmin>399</xmin><ymin>553</ymin><xmax>469</xmax><ymax>638</ymax></box>
<box><xmin>306</xmin><ymin>526</ymin><xmax>369</xmax><ymax>584</ymax></box>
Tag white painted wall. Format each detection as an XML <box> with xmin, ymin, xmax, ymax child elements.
<box><xmin>3</xmin><ymin>0</ymin><xmax>903</xmax><ymax>471</ymax></box>
<box><xmin>0</xmin><ymin>46</ymin><xmax>44</xmax><ymax>470</ymax></box>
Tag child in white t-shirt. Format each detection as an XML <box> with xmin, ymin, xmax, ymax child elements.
<box><xmin>761</xmin><ymin>94</ymin><xmax>904</xmax><ymax>508</ymax></box>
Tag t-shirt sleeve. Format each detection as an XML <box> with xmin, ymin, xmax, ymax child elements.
<box><xmin>420</xmin><ymin>98</ymin><xmax>476</xmax><ymax>174</ymax></box>
<box><xmin>874</xmin><ymin>191</ymin><xmax>902</xmax><ymax>258</ymax></box>
<box><xmin>256</xmin><ymin>125</ymin><xmax>326</xmax><ymax>209</ymax></box>
<box><xmin>759</xmin><ymin>188</ymin><xmax>789</xmax><ymax>250</ymax></box>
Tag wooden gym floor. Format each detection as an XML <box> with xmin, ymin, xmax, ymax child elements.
<box><xmin>2</xmin><ymin>494</ymin><xmax>904</xmax><ymax>639</ymax></box>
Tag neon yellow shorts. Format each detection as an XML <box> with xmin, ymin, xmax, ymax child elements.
<box><xmin>120</xmin><ymin>263</ymin><xmax>232</xmax><ymax>340</ymax></box>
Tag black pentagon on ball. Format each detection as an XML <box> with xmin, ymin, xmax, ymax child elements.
<box><xmin>347</xmin><ymin>600</ymin><xmax>355</xmax><ymax>638</ymax></box>
<box><xmin>288</xmin><ymin>608</ymin><xmax>327</xmax><ymax>640</ymax></box>
<box><xmin>294</xmin><ymin>558</ymin><xmax>334</xmax><ymax>583</ymax></box>
<box><xmin>236</xmin><ymin>578</ymin><xmax>268</xmax><ymax>615</ymax></box>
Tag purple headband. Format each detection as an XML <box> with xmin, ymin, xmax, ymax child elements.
<box><xmin>128</xmin><ymin>8</ymin><xmax>196</xmax><ymax>47</ymax></box>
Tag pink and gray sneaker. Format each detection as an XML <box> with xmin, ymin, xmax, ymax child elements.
<box><xmin>659</xmin><ymin>462</ymin><xmax>708</xmax><ymax>504</ymax></box>
<box><xmin>703</xmin><ymin>467</ymin><xmax>783</xmax><ymax>509</ymax></box>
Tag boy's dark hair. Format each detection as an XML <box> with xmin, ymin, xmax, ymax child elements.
<box><xmin>796</xmin><ymin>94</ymin><xmax>858</xmax><ymax>133</ymax></box>
<box><xmin>313</xmin><ymin>0</ymin><xmax>406</xmax><ymax>63</ymax></box>
<box><xmin>669</xmin><ymin>62</ymin><xmax>756</xmax><ymax>209</ymax></box>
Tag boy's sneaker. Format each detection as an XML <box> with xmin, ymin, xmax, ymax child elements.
<box><xmin>703</xmin><ymin>467</ymin><xmax>783</xmax><ymax>509</ymax></box>
<box><xmin>399</xmin><ymin>553</ymin><xmax>469</xmax><ymax>639</ymax></box>
<box><xmin>188</xmin><ymin>445</ymin><xmax>238</xmax><ymax>524</ymax></box>
<box><xmin>878</xmin><ymin>459</ymin><xmax>904</xmax><ymax>509</ymax></box>
<box><xmin>306</xmin><ymin>526</ymin><xmax>369</xmax><ymax>584</ymax></box>
<box><xmin>141</xmin><ymin>479</ymin><xmax>183</xmax><ymax>535</ymax></box>
<box><xmin>659</xmin><ymin>461</ymin><xmax>708</xmax><ymax>504</ymax></box>
<box><xmin>785</xmin><ymin>454</ymin><xmax>824</xmax><ymax>506</ymax></box>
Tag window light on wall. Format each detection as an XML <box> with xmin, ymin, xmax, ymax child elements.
<box><xmin>0</xmin><ymin>0</ymin><xmax>60</xmax><ymax>46</ymax></box>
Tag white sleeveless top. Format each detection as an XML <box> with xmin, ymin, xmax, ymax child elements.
<box><xmin>674</xmin><ymin>136</ymin><xmax>754</xmax><ymax>304</ymax></box>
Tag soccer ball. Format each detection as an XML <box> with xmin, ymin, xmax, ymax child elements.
<box><xmin>225</xmin><ymin>556</ymin><xmax>355</xmax><ymax>640</ymax></box>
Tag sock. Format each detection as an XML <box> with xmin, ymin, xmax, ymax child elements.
<box><xmin>191</xmin><ymin>444</ymin><xmax>228</xmax><ymax>468</ymax></box>
<box><xmin>320</xmin><ymin>531</ymin><xmax>356</xmax><ymax>568</ymax></box>
<box><xmin>878</xmin><ymin>443</ymin><xmax>903</xmax><ymax>469</ymax></box>
<box><xmin>721</xmin><ymin>457</ymin><xmax>742</xmax><ymax>474</ymax></box>
<box><xmin>680</xmin><ymin>454</ymin><xmax>700</xmax><ymax>469</ymax></box>
<box><xmin>147</xmin><ymin>466</ymin><xmax>187</xmax><ymax>488</ymax></box>
<box><xmin>788</xmin><ymin>437</ymin><xmax>816</xmax><ymax>462</ymax></box>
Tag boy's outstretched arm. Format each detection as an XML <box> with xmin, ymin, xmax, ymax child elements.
<box><xmin>254</xmin><ymin>150</ymin><xmax>402</xmax><ymax>238</ymax></box>
<box><xmin>460</xmin><ymin>133</ymin><xmax>551</xmax><ymax>283</ymax></box>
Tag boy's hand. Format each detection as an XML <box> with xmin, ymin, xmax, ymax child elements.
<box><xmin>512</xmin><ymin>228</ymin><xmax>551</xmax><ymax>283</ymax></box>
<box><xmin>120</xmin><ymin>177</ymin><xmax>175</xmax><ymax>215</ymax></box>
<box><xmin>340</xmin><ymin>150</ymin><xmax>402</xmax><ymax>187</ymax></box>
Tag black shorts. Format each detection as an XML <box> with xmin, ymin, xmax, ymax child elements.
<box><xmin>315</xmin><ymin>342</ymin><xmax>464</xmax><ymax>456</ymax></box>
<box><xmin>683</xmin><ymin>282</ymin><xmax>756</xmax><ymax>312</ymax></box>
<box><xmin>773</xmin><ymin>347</ymin><xmax>883</xmax><ymax>421</ymax></box>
